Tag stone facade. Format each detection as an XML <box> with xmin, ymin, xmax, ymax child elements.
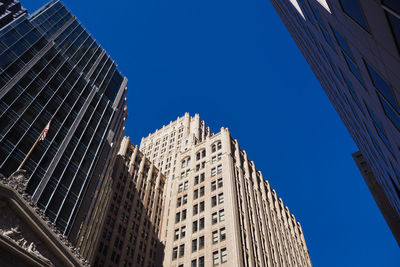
<box><xmin>93</xmin><ymin>137</ymin><xmax>166</xmax><ymax>267</ymax></box>
<box><xmin>140</xmin><ymin>114</ymin><xmax>312</xmax><ymax>267</ymax></box>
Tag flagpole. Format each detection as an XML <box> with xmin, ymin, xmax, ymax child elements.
<box><xmin>17</xmin><ymin>118</ymin><xmax>52</xmax><ymax>171</ymax></box>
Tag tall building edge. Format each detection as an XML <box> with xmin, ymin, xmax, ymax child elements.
<box><xmin>353</xmin><ymin>151</ymin><xmax>400</xmax><ymax>246</ymax></box>
<box><xmin>270</xmin><ymin>0</ymin><xmax>400</xmax><ymax>244</ymax></box>
<box><xmin>0</xmin><ymin>0</ymin><xmax>128</xmax><ymax>260</ymax></box>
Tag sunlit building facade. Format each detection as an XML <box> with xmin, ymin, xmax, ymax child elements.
<box><xmin>0</xmin><ymin>0</ymin><xmax>128</xmax><ymax>253</ymax></box>
<box><xmin>140</xmin><ymin>114</ymin><xmax>312</xmax><ymax>267</ymax></box>
<box><xmin>270</xmin><ymin>0</ymin><xmax>400</xmax><ymax>244</ymax></box>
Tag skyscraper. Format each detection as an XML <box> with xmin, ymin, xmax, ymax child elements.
<box><xmin>93</xmin><ymin>137</ymin><xmax>166</xmax><ymax>267</ymax></box>
<box><xmin>0</xmin><ymin>0</ymin><xmax>27</xmax><ymax>29</ymax></box>
<box><xmin>139</xmin><ymin>113</ymin><xmax>312</xmax><ymax>266</ymax></box>
<box><xmin>270</xmin><ymin>0</ymin><xmax>400</xmax><ymax>244</ymax></box>
<box><xmin>0</xmin><ymin>0</ymin><xmax>128</xmax><ymax>252</ymax></box>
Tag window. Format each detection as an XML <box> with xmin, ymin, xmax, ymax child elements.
<box><xmin>219</xmin><ymin>209</ymin><xmax>225</xmax><ymax>222</ymax></box>
<box><xmin>218</xmin><ymin>193</ymin><xmax>224</xmax><ymax>204</ymax></box>
<box><xmin>181</xmin><ymin>226</ymin><xmax>186</xmax><ymax>238</ymax></box>
<box><xmin>200</xmin><ymin>186</ymin><xmax>205</xmax><ymax>197</ymax></box>
<box><xmin>221</xmin><ymin>248</ymin><xmax>227</xmax><ymax>263</ymax></box>
<box><xmin>202</xmin><ymin>150</ymin><xmax>206</xmax><ymax>158</ymax></box>
<box><xmin>196</xmin><ymin>152</ymin><xmax>201</xmax><ymax>161</ymax></box>
<box><xmin>217</xmin><ymin>165</ymin><xmax>222</xmax><ymax>174</ymax></box>
<box><xmin>217</xmin><ymin>142</ymin><xmax>222</xmax><ymax>150</ymax></box>
<box><xmin>175</xmin><ymin>212</ymin><xmax>180</xmax><ymax>223</ymax></box>
<box><xmin>174</xmin><ymin>229</ymin><xmax>179</xmax><ymax>240</ymax></box>
<box><xmin>179</xmin><ymin>244</ymin><xmax>185</xmax><ymax>257</ymax></box>
<box><xmin>193</xmin><ymin>204</ymin><xmax>198</xmax><ymax>215</ymax></box>
<box><xmin>212</xmin><ymin>196</ymin><xmax>217</xmax><ymax>207</ymax></box>
<box><xmin>212</xmin><ymin>230</ymin><xmax>218</xmax><ymax>243</ymax></box>
<box><xmin>212</xmin><ymin>156</ymin><xmax>216</xmax><ymax>164</ymax></box>
<box><xmin>218</xmin><ymin>178</ymin><xmax>223</xmax><ymax>188</ymax></box>
<box><xmin>184</xmin><ymin>181</ymin><xmax>189</xmax><ymax>190</ymax></box>
<box><xmin>339</xmin><ymin>0</ymin><xmax>369</xmax><ymax>31</ymax></box>
<box><xmin>196</xmin><ymin>164</ymin><xmax>200</xmax><ymax>171</ymax></box>
<box><xmin>200</xmin><ymin>201</ymin><xmax>205</xmax><ymax>212</ymax></box>
<box><xmin>199</xmin><ymin>236</ymin><xmax>204</xmax><ymax>249</ymax></box>
<box><xmin>199</xmin><ymin>217</ymin><xmax>205</xmax><ymax>230</ymax></box>
<box><xmin>193</xmin><ymin>220</ymin><xmax>198</xmax><ymax>233</ymax></box>
<box><xmin>212</xmin><ymin>212</ymin><xmax>218</xmax><ymax>224</ymax></box>
<box><xmin>213</xmin><ymin>251</ymin><xmax>219</xmax><ymax>266</ymax></box>
<box><xmin>199</xmin><ymin>256</ymin><xmax>204</xmax><ymax>267</ymax></box>
<box><xmin>177</xmin><ymin>197</ymin><xmax>182</xmax><ymax>207</ymax></box>
<box><xmin>178</xmin><ymin>184</ymin><xmax>183</xmax><ymax>193</ymax></box>
<box><xmin>211</xmin><ymin>181</ymin><xmax>217</xmax><ymax>191</ymax></box>
<box><xmin>182</xmin><ymin>209</ymin><xmax>187</xmax><ymax>220</ymax></box>
<box><xmin>192</xmin><ymin>239</ymin><xmax>198</xmax><ymax>252</ymax></box>
<box><xmin>194</xmin><ymin>176</ymin><xmax>199</xmax><ymax>185</ymax></box>
<box><xmin>183</xmin><ymin>194</ymin><xmax>188</xmax><ymax>205</ymax></box>
<box><xmin>211</xmin><ymin>168</ymin><xmax>216</xmax><ymax>177</ymax></box>
<box><xmin>172</xmin><ymin>247</ymin><xmax>178</xmax><ymax>260</ymax></box>
<box><xmin>220</xmin><ymin>228</ymin><xmax>226</xmax><ymax>241</ymax></box>
<box><xmin>200</xmin><ymin>173</ymin><xmax>205</xmax><ymax>183</ymax></box>
<box><xmin>192</xmin><ymin>259</ymin><xmax>197</xmax><ymax>267</ymax></box>
<box><xmin>217</xmin><ymin>153</ymin><xmax>222</xmax><ymax>161</ymax></box>
<box><xmin>212</xmin><ymin>144</ymin><xmax>216</xmax><ymax>153</ymax></box>
<box><xmin>194</xmin><ymin>189</ymin><xmax>199</xmax><ymax>199</ymax></box>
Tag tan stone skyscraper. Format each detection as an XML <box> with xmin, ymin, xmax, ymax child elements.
<box><xmin>140</xmin><ymin>113</ymin><xmax>312</xmax><ymax>267</ymax></box>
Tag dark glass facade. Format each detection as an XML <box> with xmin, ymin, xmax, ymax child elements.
<box><xmin>0</xmin><ymin>0</ymin><xmax>127</xmax><ymax>251</ymax></box>
<box><xmin>0</xmin><ymin>0</ymin><xmax>27</xmax><ymax>29</ymax></box>
<box><xmin>270</xmin><ymin>0</ymin><xmax>400</xmax><ymax>245</ymax></box>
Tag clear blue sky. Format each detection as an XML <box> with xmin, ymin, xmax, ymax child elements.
<box><xmin>23</xmin><ymin>0</ymin><xmax>398</xmax><ymax>265</ymax></box>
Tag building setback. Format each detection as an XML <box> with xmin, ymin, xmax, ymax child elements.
<box><xmin>270</xmin><ymin>0</ymin><xmax>400</xmax><ymax>245</ymax></box>
<box><xmin>93</xmin><ymin>137</ymin><xmax>166</xmax><ymax>267</ymax></box>
<box><xmin>0</xmin><ymin>0</ymin><xmax>128</xmax><ymax>256</ymax></box>
<box><xmin>139</xmin><ymin>113</ymin><xmax>312</xmax><ymax>267</ymax></box>
<box><xmin>0</xmin><ymin>0</ymin><xmax>27</xmax><ymax>29</ymax></box>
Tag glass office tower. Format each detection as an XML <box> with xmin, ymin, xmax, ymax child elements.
<box><xmin>270</xmin><ymin>0</ymin><xmax>400</xmax><ymax>245</ymax></box>
<box><xmin>0</xmin><ymin>0</ymin><xmax>128</xmax><ymax>252</ymax></box>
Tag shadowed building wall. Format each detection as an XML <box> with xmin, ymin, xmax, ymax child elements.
<box><xmin>270</xmin><ymin>0</ymin><xmax>400</xmax><ymax>245</ymax></box>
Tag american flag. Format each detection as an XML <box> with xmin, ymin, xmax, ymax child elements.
<box><xmin>39</xmin><ymin>122</ymin><xmax>50</xmax><ymax>141</ymax></box>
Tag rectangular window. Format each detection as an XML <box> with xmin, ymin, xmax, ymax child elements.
<box><xmin>211</xmin><ymin>181</ymin><xmax>217</xmax><ymax>191</ymax></box>
<box><xmin>220</xmin><ymin>227</ymin><xmax>226</xmax><ymax>241</ymax></box>
<box><xmin>178</xmin><ymin>184</ymin><xmax>183</xmax><ymax>193</ymax></box>
<box><xmin>212</xmin><ymin>212</ymin><xmax>218</xmax><ymax>224</ymax></box>
<box><xmin>179</xmin><ymin>244</ymin><xmax>185</xmax><ymax>257</ymax></box>
<box><xmin>181</xmin><ymin>226</ymin><xmax>186</xmax><ymax>238</ymax></box>
<box><xmin>182</xmin><ymin>209</ymin><xmax>187</xmax><ymax>220</ymax></box>
<box><xmin>199</xmin><ymin>217</ymin><xmax>205</xmax><ymax>230</ymax></box>
<box><xmin>175</xmin><ymin>212</ymin><xmax>180</xmax><ymax>223</ymax></box>
<box><xmin>196</xmin><ymin>164</ymin><xmax>200</xmax><ymax>171</ymax></box>
<box><xmin>200</xmin><ymin>201</ymin><xmax>205</xmax><ymax>212</ymax></box>
<box><xmin>177</xmin><ymin>197</ymin><xmax>182</xmax><ymax>207</ymax></box>
<box><xmin>217</xmin><ymin>153</ymin><xmax>222</xmax><ymax>161</ymax></box>
<box><xmin>192</xmin><ymin>238</ymin><xmax>198</xmax><ymax>252</ymax></box>
<box><xmin>213</xmin><ymin>251</ymin><xmax>219</xmax><ymax>266</ymax></box>
<box><xmin>174</xmin><ymin>229</ymin><xmax>179</xmax><ymax>240</ymax></box>
<box><xmin>199</xmin><ymin>256</ymin><xmax>204</xmax><ymax>267</ymax></box>
<box><xmin>200</xmin><ymin>173</ymin><xmax>205</xmax><ymax>182</ymax></box>
<box><xmin>212</xmin><ymin>230</ymin><xmax>218</xmax><ymax>244</ymax></box>
<box><xmin>200</xmin><ymin>186</ymin><xmax>205</xmax><ymax>197</ymax></box>
<box><xmin>218</xmin><ymin>178</ymin><xmax>223</xmax><ymax>188</ymax></box>
<box><xmin>212</xmin><ymin>156</ymin><xmax>216</xmax><ymax>163</ymax></box>
<box><xmin>184</xmin><ymin>181</ymin><xmax>189</xmax><ymax>190</ymax></box>
<box><xmin>219</xmin><ymin>209</ymin><xmax>225</xmax><ymax>222</ymax></box>
<box><xmin>212</xmin><ymin>196</ymin><xmax>217</xmax><ymax>207</ymax></box>
<box><xmin>194</xmin><ymin>176</ymin><xmax>199</xmax><ymax>185</ymax></box>
<box><xmin>194</xmin><ymin>189</ymin><xmax>199</xmax><ymax>199</ymax></box>
<box><xmin>199</xmin><ymin>236</ymin><xmax>204</xmax><ymax>249</ymax></box>
<box><xmin>221</xmin><ymin>248</ymin><xmax>227</xmax><ymax>263</ymax></box>
<box><xmin>183</xmin><ymin>194</ymin><xmax>188</xmax><ymax>205</ymax></box>
<box><xmin>193</xmin><ymin>220</ymin><xmax>198</xmax><ymax>233</ymax></box>
<box><xmin>172</xmin><ymin>247</ymin><xmax>178</xmax><ymax>260</ymax></box>
<box><xmin>192</xmin><ymin>259</ymin><xmax>197</xmax><ymax>267</ymax></box>
<box><xmin>211</xmin><ymin>168</ymin><xmax>216</xmax><ymax>176</ymax></box>
<box><xmin>193</xmin><ymin>204</ymin><xmax>198</xmax><ymax>215</ymax></box>
<box><xmin>218</xmin><ymin>193</ymin><xmax>224</xmax><ymax>204</ymax></box>
<box><xmin>217</xmin><ymin>165</ymin><xmax>222</xmax><ymax>174</ymax></box>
